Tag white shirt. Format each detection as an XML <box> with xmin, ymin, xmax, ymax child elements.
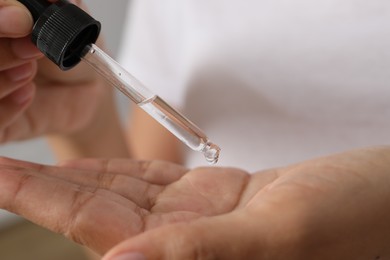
<box><xmin>119</xmin><ymin>0</ymin><xmax>390</xmax><ymax>172</ymax></box>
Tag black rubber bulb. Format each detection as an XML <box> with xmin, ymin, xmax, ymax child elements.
<box><xmin>17</xmin><ymin>0</ymin><xmax>101</xmax><ymax>70</ymax></box>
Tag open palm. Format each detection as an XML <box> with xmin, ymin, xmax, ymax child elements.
<box><xmin>0</xmin><ymin>158</ymin><xmax>252</xmax><ymax>253</ymax></box>
<box><xmin>1</xmin><ymin>147</ymin><xmax>390</xmax><ymax>259</ymax></box>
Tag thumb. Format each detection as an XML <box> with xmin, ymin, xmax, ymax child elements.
<box><xmin>0</xmin><ymin>0</ymin><xmax>33</xmax><ymax>37</ymax></box>
<box><xmin>102</xmin><ymin>213</ymin><xmax>261</xmax><ymax>260</ymax></box>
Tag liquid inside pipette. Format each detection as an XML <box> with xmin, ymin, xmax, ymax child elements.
<box><xmin>140</xmin><ymin>96</ymin><xmax>220</xmax><ymax>163</ymax></box>
<box><xmin>81</xmin><ymin>44</ymin><xmax>221</xmax><ymax>164</ymax></box>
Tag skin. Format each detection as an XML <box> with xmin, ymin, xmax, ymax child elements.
<box><xmin>0</xmin><ymin>0</ymin><xmax>131</xmax><ymax>159</ymax></box>
<box><xmin>0</xmin><ymin>0</ymin><xmax>99</xmax><ymax>140</ymax></box>
<box><xmin>0</xmin><ymin>146</ymin><xmax>389</xmax><ymax>259</ymax></box>
<box><xmin>0</xmin><ymin>3</ymin><xmax>179</xmax><ymax>259</ymax></box>
<box><xmin>0</xmin><ymin>0</ymin><xmax>180</xmax><ymax>163</ymax></box>
<box><xmin>1</xmin><ymin>1</ymin><xmax>390</xmax><ymax>259</ymax></box>
<box><xmin>0</xmin><ymin>1</ymin><xmax>179</xmax><ymax>259</ymax></box>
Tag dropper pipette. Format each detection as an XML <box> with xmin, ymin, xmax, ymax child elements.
<box><xmin>81</xmin><ymin>44</ymin><xmax>221</xmax><ymax>163</ymax></box>
<box><xmin>17</xmin><ymin>0</ymin><xmax>221</xmax><ymax>163</ymax></box>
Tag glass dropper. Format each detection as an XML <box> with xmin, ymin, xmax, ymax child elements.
<box><xmin>17</xmin><ymin>0</ymin><xmax>220</xmax><ymax>164</ymax></box>
<box><xmin>81</xmin><ymin>44</ymin><xmax>221</xmax><ymax>164</ymax></box>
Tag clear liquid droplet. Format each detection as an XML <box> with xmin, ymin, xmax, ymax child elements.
<box><xmin>202</xmin><ymin>142</ymin><xmax>221</xmax><ymax>164</ymax></box>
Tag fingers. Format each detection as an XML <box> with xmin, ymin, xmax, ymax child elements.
<box><xmin>59</xmin><ymin>159</ymin><xmax>191</xmax><ymax>211</ymax></box>
<box><xmin>0</xmin><ymin>1</ymin><xmax>42</xmax><ymax>139</ymax></box>
<box><xmin>0</xmin><ymin>159</ymin><xmax>145</xmax><ymax>253</ymax></box>
<box><xmin>0</xmin><ymin>60</ymin><xmax>37</xmax><ymax>128</ymax></box>
<box><xmin>0</xmin><ymin>82</ymin><xmax>35</xmax><ymax>138</ymax></box>
<box><xmin>103</xmin><ymin>214</ymin><xmax>262</xmax><ymax>260</ymax></box>
<box><xmin>59</xmin><ymin>159</ymin><xmax>189</xmax><ymax>185</ymax></box>
<box><xmin>0</xmin><ymin>2</ymin><xmax>42</xmax><ymax>135</ymax></box>
<box><xmin>0</xmin><ymin>36</ymin><xmax>42</xmax><ymax>71</ymax></box>
<box><xmin>0</xmin><ymin>0</ymin><xmax>33</xmax><ymax>38</ymax></box>
<box><xmin>0</xmin><ymin>39</ymin><xmax>39</xmax><ymax>137</ymax></box>
<box><xmin>56</xmin><ymin>159</ymin><xmax>188</xmax><ymax>209</ymax></box>
<box><xmin>0</xmin><ymin>158</ymin><xmax>188</xmax><ymax>210</ymax></box>
<box><xmin>2</xmin><ymin>61</ymin><xmax>35</xmax><ymax>86</ymax></box>
<box><xmin>0</xmin><ymin>61</ymin><xmax>37</xmax><ymax>98</ymax></box>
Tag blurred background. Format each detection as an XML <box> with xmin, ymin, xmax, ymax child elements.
<box><xmin>0</xmin><ymin>0</ymin><xmax>129</xmax><ymax>259</ymax></box>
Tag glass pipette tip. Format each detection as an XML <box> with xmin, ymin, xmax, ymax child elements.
<box><xmin>81</xmin><ymin>44</ymin><xmax>221</xmax><ymax>164</ymax></box>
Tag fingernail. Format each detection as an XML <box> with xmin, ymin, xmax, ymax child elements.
<box><xmin>6</xmin><ymin>63</ymin><xmax>33</xmax><ymax>82</ymax></box>
<box><xmin>108</xmin><ymin>253</ymin><xmax>146</xmax><ymax>260</ymax></box>
<box><xmin>0</xmin><ymin>6</ymin><xmax>33</xmax><ymax>35</ymax></box>
<box><xmin>12</xmin><ymin>37</ymin><xmax>43</xmax><ymax>59</ymax></box>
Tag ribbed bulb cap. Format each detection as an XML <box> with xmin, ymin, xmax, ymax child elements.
<box><xmin>29</xmin><ymin>0</ymin><xmax>101</xmax><ymax>70</ymax></box>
